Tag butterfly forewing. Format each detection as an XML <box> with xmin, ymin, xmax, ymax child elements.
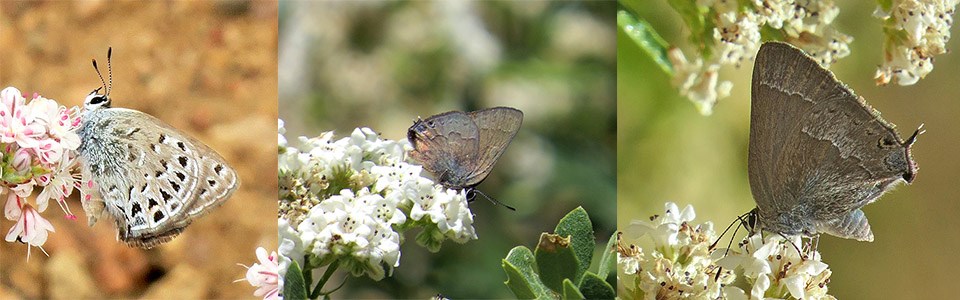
<box><xmin>464</xmin><ymin>107</ymin><xmax>522</xmax><ymax>187</ymax></box>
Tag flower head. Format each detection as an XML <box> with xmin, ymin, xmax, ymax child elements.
<box><xmin>875</xmin><ymin>0</ymin><xmax>958</xmax><ymax>85</ymax></box>
<box><xmin>617</xmin><ymin>202</ymin><xmax>734</xmax><ymax>299</ymax></box>
<box><xmin>717</xmin><ymin>234</ymin><xmax>834</xmax><ymax>299</ymax></box>
<box><xmin>278</xmin><ymin>121</ymin><xmax>477</xmax><ymax>283</ymax></box>
<box><xmin>0</xmin><ymin>87</ymin><xmax>82</xmax><ymax>253</ymax></box>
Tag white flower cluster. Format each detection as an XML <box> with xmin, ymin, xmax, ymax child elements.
<box><xmin>278</xmin><ymin>120</ymin><xmax>476</xmax><ymax>281</ymax></box>
<box><xmin>617</xmin><ymin>202</ymin><xmax>835</xmax><ymax>299</ymax></box>
<box><xmin>617</xmin><ymin>202</ymin><xmax>734</xmax><ymax>299</ymax></box>
<box><xmin>875</xmin><ymin>0</ymin><xmax>958</xmax><ymax>85</ymax></box>
<box><xmin>672</xmin><ymin>0</ymin><xmax>850</xmax><ymax>115</ymax></box>
<box><xmin>718</xmin><ymin>234</ymin><xmax>834</xmax><ymax>299</ymax></box>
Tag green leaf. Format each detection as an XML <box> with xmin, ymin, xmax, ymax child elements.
<box><xmin>554</xmin><ymin>207</ymin><xmax>594</xmax><ymax>283</ymax></box>
<box><xmin>578</xmin><ymin>272</ymin><xmax>616</xmax><ymax>300</ymax></box>
<box><xmin>503</xmin><ymin>246</ymin><xmax>552</xmax><ymax>299</ymax></box>
<box><xmin>617</xmin><ymin>10</ymin><xmax>673</xmax><ymax>75</ymax></box>
<box><xmin>561</xmin><ymin>279</ymin><xmax>585</xmax><ymax>300</ymax></box>
<box><xmin>284</xmin><ymin>261</ymin><xmax>309</xmax><ymax>300</ymax></box>
<box><xmin>535</xmin><ymin>233</ymin><xmax>580</xmax><ymax>294</ymax></box>
<box><xmin>597</xmin><ymin>231</ymin><xmax>617</xmax><ymax>280</ymax></box>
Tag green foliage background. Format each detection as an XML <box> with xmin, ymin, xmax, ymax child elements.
<box><xmin>278</xmin><ymin>1</ymin><xmax>616</xmax><ymax>298</ymax></box>
<box><xmin>619</xmin><ymin>1</ymin><xmax>960</xmax><ymax>298</ymax></box>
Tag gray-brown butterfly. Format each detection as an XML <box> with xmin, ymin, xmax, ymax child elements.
<box><xmin>407</xmin><ymin>107</ymin><xmax>522</xmax><ymax>210</ymax></box>
<box><xmin>78</xmin><ymin>48</ymin><xmax>239</xmax><ymax>249</ymax></box>
<box><xmin>747</xmin><ymin>42</ymin><xmax>921</xmax><ymax>242</ymax></box>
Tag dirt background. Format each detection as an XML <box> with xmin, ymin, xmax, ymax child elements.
<box><xmin>0</xmin><ymin>1</ymin><xmax>278</xmax><ymax>299</ymax></box>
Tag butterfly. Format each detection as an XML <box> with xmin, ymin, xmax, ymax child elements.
<box><xmin>77</xmin><ymin>48</ymin><xmax>240</xmax><ymax>249</ymax></box>
<box><xmin>747</xmin><ymin>42</ymin><xmax>920</xmax><ymax>241</ymax></box>
<box><xmin>407</xmin><ymin>107</ymin><xmax>522</xmax><ymax>210</ymax></box>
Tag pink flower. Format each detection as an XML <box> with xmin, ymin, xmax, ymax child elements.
<box><xmin>3</xmin><ymin>190</ymin><xmax>22</xmax><ymax>221</ymax></box>
<box><xmin>243</xmin><ymin>247</ymin><xmax>281</xmax><ymax>300</ymax></box>
<box><xmin>4</xmin><ymin>203</ymin><xmax>54</xmax><ymax>259</ymax></box>
<box><xmin>0</xmin><ymin>87</ymin><xmax>44</xmax><ymax>149</ymax></box>
<box><xmin>35</xmin><ymin>154</ymin><xmax>78</xmax><ymax>218</ymax></box>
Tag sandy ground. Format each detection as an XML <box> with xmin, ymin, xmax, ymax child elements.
<box><xmin>0</xmin><ymin>1</ymin><xmax>278</xmax><ymax>299</ymax></box>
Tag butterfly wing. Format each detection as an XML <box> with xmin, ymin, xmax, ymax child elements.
<box><xmin>408</xmin><ymin>111</ymin><xmax>481</xmax><ymax>188</ymax></box>
<box><xmin>463</xmin><ymin>107</ymin><xmax>522</xmax><ymax>187</ymax></box>
<box><xmin>78</xmin><ymin>108</ymin><xmax>239</xmax><ymax>248</ymax></box>
<box><xmin>750</xmin><ymin>42</ymin><xmax>917</xmax><ymax>240</ymax></box>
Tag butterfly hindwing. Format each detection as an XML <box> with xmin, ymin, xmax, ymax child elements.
<box><xmin>750</xmin><ymin>42</ymin><xmax>917</xmax><ymax>238</ymax></box>
<box><xmin>79</xmin><ymin>108</ymin><xmax>238</xmax><ymax>248</ymax></box>
<box><xmin>464</xmin><ymin>107</ymin><xmax>522</xmax><ymax>186</ymax></box>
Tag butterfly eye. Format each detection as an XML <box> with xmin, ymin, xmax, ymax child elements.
<box><xmin>90</xmin><ymin>95</ymin><xmax>109</xmax><ymax>105</ymax></box>
<box><xmin>878</xmin><ymin>137</ymin><xmax>897</xmax><ymax>148</ymax></box>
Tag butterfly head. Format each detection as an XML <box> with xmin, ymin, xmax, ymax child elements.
<box><xmin>86</xmin><ymin>47</ymin><xmax>113</xmax><ymax>112</ymax></box>
<box><xmin>407</xmin><ymin>117</ymin><xmax>439</xmax><ymax>149</ymax></box>
<box><xmin>84</xmin><ymin>88</ymin><xmax>111</xmax><ymax>111</ymax></box>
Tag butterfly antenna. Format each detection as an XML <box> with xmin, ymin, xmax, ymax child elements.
<box><xmin>92</xmin><ymin>58</ymin><xmax>107</xmax><ymax>94</ymax></box>
<box><xmin>106</xmin><ymin>47</ymin><xmax>113</xmax><ymax>96</ymax></box>
<box><xmin>472</xmin><ymin>189</ymin><xmax>516</xmax><ymax>211</ymax></box>
<box><xmin>713</xmin><ymin>211</ymin><xmax>752</xmax><ymax>282</ymax></box>
<box><xmin>906</xmin><ymin>123</ymin><xmax>925</xmax><ymax>145</ymax></box>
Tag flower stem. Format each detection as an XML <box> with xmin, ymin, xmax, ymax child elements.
<box><xmin>310</xmin><ymin>260</ymin><xmax>340</xmax><ymax>299</ymax></box>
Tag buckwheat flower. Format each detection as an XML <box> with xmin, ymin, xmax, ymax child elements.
<box><xmin>714</xmin><ymin>11</ymin><xmax>762</xmax><ymax>66</ymax></box>
<box><xmin>278</xmin><ymin>218</ymin><xmax>304</xmax><ymax>280</ymax></box>
<box><xmin>0</xmin><ymin>87</ymin><xmax>44</xmax><ymax>148</ymax></box>
<box><xmin>668</xmin><ymin>48</ymin><xmax>732</xmax><ymax>115</ymax></box>
<box><xmin>717</xmin><ymin>234</ymin><xmax>834</xmax><ymax>299</ymax></box>
<box><xmin>0</xmin><ymin>86</ymin><xmax>82</xmax><ymax>253</ymax></box>
<box><xmin>278</xmin><ymin>122</ymin><xmax>479</xmax><ymax>290</ymax></box>
<box><xmin>298</xmin><ymin>188</ymin><xmax>405</xmax><ymax>280</ymax></box>
<box><xmin>241</xmin><ymin>247</ymin><xmax>281</xmax><ymax>300</ymax></box>
<box><xmin>617</xmin><ymin>202</ymin><xmax>735</xmax><ymax>299</ymax></box>
<box><xmin>4</xmin><ymin>203</ymin><xmax>54</xmax><ymax>259</ymax></box>
<box><xmin>875</xmin><ymin>0</ymin><xmax>958</xmax><ymax>85</ymax></box>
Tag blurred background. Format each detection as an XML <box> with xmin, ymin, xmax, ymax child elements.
<box><xmin>620</xmin><ymin>1</ymin><xmax>960</xmax><ymax>298</ymax></box>
<box><xmin>0</xmin><ymin>1</ymin><xmax>277</xmax><ymax>299</ymax></box>
<box><xmin>279</xmin><ymin>1</ymin><xmax>615</xmax><ymax>298</ymax></box>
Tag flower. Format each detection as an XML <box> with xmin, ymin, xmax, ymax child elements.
<box><xmin>617</xmin><ymin>202</ymin><xmax>734</xmax><ymax>299</ymax></box>
<box><xmin>875</xmin><ymin>0</ymin><xmax>958</xmax><ymax>85</ymax></box>
<box><xmin>618</xmin><ymin>202</ymin><xmax>835</xmax><ymax>299</ymax></box>
<box><xmin>298</xmin><ymin>187</ymin><xmax>405</xmax><ymax>280</ymax></box>
<box><xmin>242</xmin><ymin>247</ymin><xmax>281</xmax><ymax>300</ymax></box>
<box><xmin>278</xmin><ymin>121</ymin><xmax>478</xmax><ymax>285</ymax></box>
<box><xmin>4</xmin><ymin>203</ymin><xmax>54</xmax><ymax>259</ymax></box>
<box><xmin>0</xmin><ymin>87</ymin><xmax>83</xmax><ymax>253</ymax></box>
<box><xmin>663</xmin><ymin>0</ymin><xmax>851</xmax><ymax>114</ymax></box>
<box><xmin>717</xmin><ymin>234</ymin><xmax>834</xmax><ymax>299</ymax></box>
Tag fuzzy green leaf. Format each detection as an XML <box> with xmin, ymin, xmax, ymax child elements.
<box><xmin>535</xmin><ymin>233</ymin><xmax>580</xmax><ymax>294</ymax></box>
<box><xmin>578</xmin><ymin>272</ymin><xmax>616</xmax><ymax>299</ymax></box>
<box><xmin>597</xmin><ymin>231</ymin><xmax>617</xmax><ymax>280</ymax></box>
<box><xmin>561</xmin><ymin>279</ymin><xmax>584</xmax><ymax>300</ymax></box>
<box><xmin>284</xmin><ymin>261</ymin><xmax>309</xmax><ymax>300</ymax></box>
<box><xmin>554</xmin><ymin>206</ymin><xmax>594</xmax><ymax>283</ymax></box>
<box><xmin>503</xmin><ymin>246</ymin><xmax>552</xmax><ymax>299</ymax></box>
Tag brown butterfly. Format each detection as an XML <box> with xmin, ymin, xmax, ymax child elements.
<box><xmin>407</xmin><ymin>107</ymin><xmax>523</xmax><ymax>210</ymax></box>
